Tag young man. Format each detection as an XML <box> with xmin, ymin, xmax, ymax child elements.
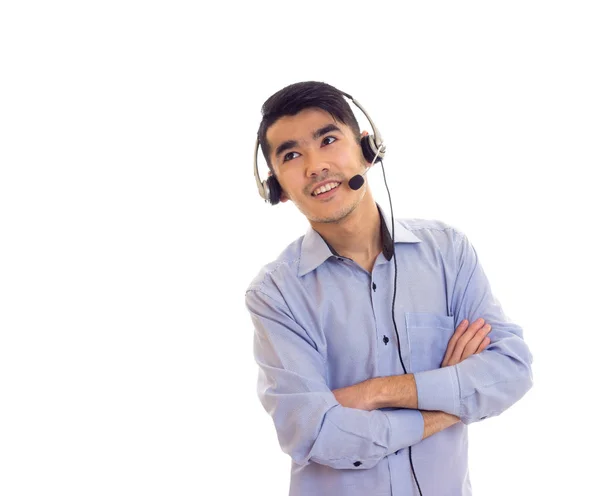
<box><xmin>245</xmin><ymin>81</ymin><xmax>533</xmax><ymax>496</ymax></box>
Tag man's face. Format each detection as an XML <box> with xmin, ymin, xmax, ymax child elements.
<box><xmin>266</xmin><ymin>108</ymin><xmax>368</xmax><ymax>224</ymax></box>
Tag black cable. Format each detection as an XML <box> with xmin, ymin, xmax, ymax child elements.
<box><xmin>380</xmin><ymin>159</ymin><xmax>424</xmax><ymax>496</ymax></box>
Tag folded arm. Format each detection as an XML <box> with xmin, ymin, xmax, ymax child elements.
<box><xmin>246</xmin><ymin>288</ymin><xmax>425</xmax><ymax>470</ymax></box>
<box><xmin>362</xmin><ymin>231</ymin><xmax>534</xmax><ymax>424</ymax></box>
<box><xmin>333</xmin><ymin>374</ymin><xmax>460</xmax><ymax>438</ymax></box>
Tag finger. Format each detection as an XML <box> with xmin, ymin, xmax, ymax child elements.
<box><xmin>460</xmin><ymin>324</ymin><xmax>492</xmax><ymax>360</ymax></box>
<box><xmin>442</xmin><ymin>319</ymin><xmax>469</xmax><ymax>366</ymax></box>
<box><xmin>460</xmin><ymin>324</ymin><xmax>491</xmax><ymax>360</ymax></box>
<box><xmin>442</xmin><ymin>319</ymin><xmax>469</xmax><ymax>367</ymax></box>
<box><xmin>442</xmin><ymin>321</ymin><xmax>468</xmax><ymax>367</ymax></box>
<box><xmin>448</xmin><ymin>318</ymin><xmax>486</xmax><ymax>365</ymax></box>
<box><xmin>476</xmin><ymin>337</ymin><xmax>491</xmax><ymax>354</ymax></box>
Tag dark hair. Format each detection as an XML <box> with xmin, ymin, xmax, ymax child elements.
<box><xmin>257</xmin><ymin>81</ymin><xmax>361</xmax><ymax>171</ymax></box>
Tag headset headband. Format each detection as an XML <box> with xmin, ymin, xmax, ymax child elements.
<box><xmin>253</xmin><ymin>90</ymin><xmax>386</xmax><ymax>203</ymax></box>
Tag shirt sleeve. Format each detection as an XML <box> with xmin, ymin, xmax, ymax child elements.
<box><xmin>246</xmin><ymin>287</ymin><xmax>424</xmax><ymax>470</ymax></box>
<box><xmin>412</xmin><ymin>229</ymin><xmax>534</xmax><ymax>424</ymax></box>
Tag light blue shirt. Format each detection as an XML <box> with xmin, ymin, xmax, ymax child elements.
<box><xmin>245</xmin><ymin>206</ymin><xmax>533</xmax><ymax>496</ymax></box>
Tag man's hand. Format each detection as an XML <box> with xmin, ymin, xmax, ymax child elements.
<box><xmin>441</xmin><ymin>318</ymin><xmax>492</xmax><ymax>367</ymax></box>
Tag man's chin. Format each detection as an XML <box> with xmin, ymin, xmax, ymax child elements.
<box><xmin>303</xmin><ymin>198</ymin><xmax>361</xmax><ymax>225</ymax></box>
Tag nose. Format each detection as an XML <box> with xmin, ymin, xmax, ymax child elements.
<box><xmin>305</xmin><ymin>151</ymin><xmax>329</xmax><ymax>178</ymax></box>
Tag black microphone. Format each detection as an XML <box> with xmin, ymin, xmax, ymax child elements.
<box><xmin>348</xmin><ymin>142</ymin><xmax>385</xmax><ymax>190</ymax></box>
<box><xmin>348</xmin><ymin>173</ymin><xmax>365</xmax><ymax>190</ymax></box>
<box><xmin>348</xmin><ymin>163</ymin><xmax>375</xmax><ymax>190</ymax></box>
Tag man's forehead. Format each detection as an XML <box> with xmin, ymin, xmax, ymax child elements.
<box><xmin>266</xmin><ymin>108</ymin><xmax>347</xmax><ymax>145</ymax></box>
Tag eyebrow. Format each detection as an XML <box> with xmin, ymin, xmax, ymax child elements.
<box><xmin>274</xmin><ymin>124</ymin><xmax>342</xmax><ymax>160</ymax></box>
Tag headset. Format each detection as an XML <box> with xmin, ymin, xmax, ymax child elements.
<box><xmin>253</xmin><ymin>91</ymin><xmax>386</xmax><ymax>205</ymax></box>
<box><xmin>252</xmin><ymin>89</ymin><xmax>425</xmax><ymax>496</ymax></box>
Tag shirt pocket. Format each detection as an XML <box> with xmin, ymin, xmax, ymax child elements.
<box><xmin>405</xmin><ymin>312</ymin><xmax>455</xmax><ymax>373</ymax></box>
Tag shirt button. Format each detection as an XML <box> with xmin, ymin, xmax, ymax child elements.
<box><xmin>337</xmin><ymin>257</ymin><xmax>343</xmax><ymax>261</ymax></box>
<box><xmin>353</xmin><ymin>461</ymin><xmax>362</xmax><ymax>467</ymax></box>
<box><xmin>383</xmin><ymin>335</ymin><xmax>389</xmax><ymax>345</ymax></box>
<box><xmin>372</xmin><ymin>282</ymin><xmax>376</xmax><ymax>291</ymax></box>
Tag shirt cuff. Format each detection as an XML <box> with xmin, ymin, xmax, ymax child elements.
<box><xmin>413</xmin><ymin>366</ymin><xmax>461</xmax><ymax>416</ymax></box>
<box><xmin>382</xmin><ymin>408</ymin><xmax>425</xmax><ymax>451</ymax></box>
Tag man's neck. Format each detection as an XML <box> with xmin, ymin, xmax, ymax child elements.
<box><xmin>310</xmin><ymin>196</ymin><xmax>382</xmax><ymax>273</ymax></box>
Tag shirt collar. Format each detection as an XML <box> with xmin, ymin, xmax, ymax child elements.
<box><xmin>298</xmin><ymin>204</ymin><xmax>422</xmax><ymax>277</ymax></box>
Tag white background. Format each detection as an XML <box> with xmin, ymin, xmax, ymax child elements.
<box><xmin>1</xmin><ymin>1</ymin><xmax>598</xmax><ymax>494</ymax></box>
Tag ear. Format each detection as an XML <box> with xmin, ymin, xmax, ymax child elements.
<box><xmin>361</xmin><ymin>130</ymin><xmax>369</xmax><ymax>137</ymax></box>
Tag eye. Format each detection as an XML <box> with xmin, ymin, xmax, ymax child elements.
<box><xmin>283</xmin><ymin>151</ymin><xmax>300</xmax><ymax>163</ymax></box>
<box><xmin>322</xmin><ymin>136</ymin><xmax>337</xmax><ymax>146</ymax></box>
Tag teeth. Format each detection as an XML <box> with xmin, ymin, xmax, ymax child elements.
<box><xmin>313</xmin><ymin>182</ymin><xmax>340</xmax><ymax>196</ymax></box>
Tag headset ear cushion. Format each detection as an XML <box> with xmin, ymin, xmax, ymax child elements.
<box><xmin>361</xmin><ymin>135</ymin><xmax>385</xmax><ymax>163</ymax></box>
<box><xmin>266</xmin><ymin>175</ymin><xmax>282</xmax><ymax>205</ymax></box>
<box><xmin>360</xmin><ymin>135</ymin><xmax>377</xmax><ymax>163</ymax></box>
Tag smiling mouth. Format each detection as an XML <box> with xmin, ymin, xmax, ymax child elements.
<box><xmin>312</xmin><ymin>182</ymin><xmax>341</xmax><ymax>197</ymax></box>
